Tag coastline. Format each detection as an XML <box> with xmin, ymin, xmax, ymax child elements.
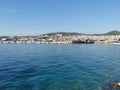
<box><xmin>0</xmin><ymin>41</ymin><xmax>118</xmax><ymax>44</ymax></box>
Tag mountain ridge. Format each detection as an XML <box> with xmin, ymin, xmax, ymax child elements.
<box><xmin>44</xmin><ymin>30</ymin><xmax>120</xmax><ymax>36</ymax></box>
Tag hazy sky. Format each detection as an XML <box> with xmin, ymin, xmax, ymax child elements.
<box><xmin>0</xmin><ymin>0</ymin><xmax>120</xmax><ymax>35</ymax></box>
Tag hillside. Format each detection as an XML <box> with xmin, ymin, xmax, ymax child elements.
<box><xmin>44</xmin><ymin>31</ymin><xmax>120</xmax><ymax>36</ymax></box>
<box><xmin>104</xmin><ymin>30</ymin><xmax>120</xmax><ymax>35</ymax></box>
<box><xmin>45</xmin><ymin>32</ymin><xmax>85</xmax><ymax>36</ymax></box>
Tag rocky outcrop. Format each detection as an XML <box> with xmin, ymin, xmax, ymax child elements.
<box><xmin>102</xmin><ymin>81</ymin><xmax>120</xmax><ymax>90</ymax></box>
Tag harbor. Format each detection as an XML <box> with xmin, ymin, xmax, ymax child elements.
<box><xmin>0</xmin><ymin>31</ymin><xmax>120</xmax><ymax>44</ymax></box>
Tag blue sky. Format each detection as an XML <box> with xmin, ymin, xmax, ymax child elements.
<box><xmin>0</xmin><ymin>0</ymin><xmax>120</xmax><ymax>35</ymax></box>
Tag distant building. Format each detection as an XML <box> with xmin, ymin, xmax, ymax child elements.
<box><xmin>2</xmin><ymin>38</ymin><xmax>7</xmax><ymax>41</ymax></box>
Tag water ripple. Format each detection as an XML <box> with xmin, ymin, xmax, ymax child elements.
<box><xmin>0</xmin><ymin>44</ymin><xmax>120</xmax><ymax>90</ymax></box>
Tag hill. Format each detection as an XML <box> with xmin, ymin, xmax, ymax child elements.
<box><xmin>104</xmin><ymin>30</ymin><xmax>120</xmax><ymax>35</ymax></box>
<box><xmin>45</xmin><ymin>32</ymin><xmax>85</xmax><ymax>36</ymax></box>
<box><xmin>43</xmin><ymin>31</ymin><xmax>120</xmax><ymax>36</ymax></box>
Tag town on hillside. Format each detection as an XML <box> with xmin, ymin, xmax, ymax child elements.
<box><xmin>0</xmin><ymin>31</ymin><xmax>120</xmax><ymax>44</ymax></box>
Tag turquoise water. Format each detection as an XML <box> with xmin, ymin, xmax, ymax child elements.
<box><xmin>0</xmin><ymin>44</ymin><xmax>120</xmax><ymax>90</ymax></box>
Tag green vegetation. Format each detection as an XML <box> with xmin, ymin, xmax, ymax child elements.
<box><xmin>104</xmin><ymin>30</ymin><xmax>120</xmax><ymax>35</ymax></box>
<box><xmin>45</xmin><ymin>32</ymin><xmax>85</xmax><ymax>36</ymax></box>
<box><xmin>44</xmin><ymin>30</ymin><xmax>120</xmax><ymax>36</ymax></box>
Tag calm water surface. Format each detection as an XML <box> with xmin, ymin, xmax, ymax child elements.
<box><xmin>0</xmin><ymin>44</ymin><xmax>120</xmax><ymax>90</ymax></box>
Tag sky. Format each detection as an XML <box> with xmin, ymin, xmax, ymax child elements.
<box><xmin>0</xmin><ymin>0</ymin><xmax>120</xmax><ymax>35</ymax></box>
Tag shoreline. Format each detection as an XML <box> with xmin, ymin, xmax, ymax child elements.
<box><xmin>0</xmin><ymin>42</ymin><xmax>119</xmax><ymax>44</ymax></box>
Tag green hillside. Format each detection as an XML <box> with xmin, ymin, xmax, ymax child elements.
<box><xmin>45</xmin><ymin>32</ymin><xmax>85</xmax><ymax>36</ymax></box>
<box><xmin>42</xmin><ymin>30</ymin><xmax>120</xmax><ymax>36</ymax></box>
<box><xmin>104</xmin><ymin>30</ymin><xmax>120</xmax><ymax>35</ymax></box>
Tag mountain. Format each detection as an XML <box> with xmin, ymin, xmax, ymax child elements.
<box><xmin>104</xmin><ymin>30</ymin><xmax>120</xmax><ymax>35</ymax></box>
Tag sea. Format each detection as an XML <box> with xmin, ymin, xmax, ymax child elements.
<box><xmin>0</xmin><ymin>44</ymin><xmax>120</xmax><ymax>90</ymax></box>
